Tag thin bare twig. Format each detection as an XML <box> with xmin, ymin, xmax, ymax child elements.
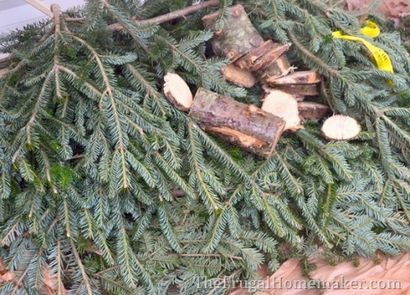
<box><xmin>109</xmin><ymin>0</ymin><xmax>219</xmax><ymax>31</ymax></box>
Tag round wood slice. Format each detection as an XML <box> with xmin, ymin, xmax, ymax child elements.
<box><xmin>262</xmin><ymin>90</ymin><xmax>302</xmax><ymax>131</ymax></box>
<box><xmin>321</xmin><ymin>115</ymin><xmax>361</xmax><ymax>140</ymax></box>
<box><xmin>163</xmin><ymin>73</ymin><xmax>193</xmax><ymax>112</ymax></box>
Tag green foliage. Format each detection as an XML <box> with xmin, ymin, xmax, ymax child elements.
<box><xmin>0</xmin><ymin>0</ymin><xmax>409</xmax><ymax>294</ymax></box>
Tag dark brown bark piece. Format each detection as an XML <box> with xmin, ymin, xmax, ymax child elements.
<box><xmin>267</xmin><ymin>70</ymin><xmax>321</xmax><ymax>85</ymax></box>
<box><xmin>298</xmin><ymin>102</ymin><xmax>330</xmax><ymax>121</ymax></box>
<box><xmin>189</xmin><ymin>88</ymin><xmax>285</xmax><ymax>157</ymax></box>
<box><xmin>202</xmin><ymin>4</ymin><xmax>264</xmax><ymax>61</ymax></box>
<box><xmin>222</xmin><ymin>64</ymin><xmax>257</xmax><ymax>88</ymax></box>
<box><xmin>276</xmin><ymin>84</ymin><xmax>319</xmax><ymax>97</ymax></box>
<box><xmin>235</xmin><ymin>41</ymin><xmax>291</xmax><ymax>73</ymax></box>
<box><xmin>262</xmin><ymin>85</ymin><xmax>305</xmax><ymax>101</ymax></box>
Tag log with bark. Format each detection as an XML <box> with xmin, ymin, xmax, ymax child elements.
<box><xmin>275</xmin><ymin>84</ymin><xmax>320</xmax><ymax>97</ymax></box>
<box><xmin>162</xmin><ymin>74</ymin><xmax>286</xmax><ymax>157</ymax></box>
<box><xmin>190</xmin><ymin>88</ymin><xmax>286</xmax><ymax>157</ymax></box>
<box><xmin>266</xmin><ymin>70</ymin><xmax>321</xmax><ymax>85</ymax></box>
<box><xmin>202</xmin><ymin>4</ymin><xmax>265</xmax><ymax>61</ymax></box>
<box><xmin>298</xmin><ymin>102</ymin><xmax>330</xmax><ymax>121</ymax></box>
<box><xmin>234</xmin><ymin>40</ymin><xmax>292</xmax><ymax>74</ymax></box>
<box><xmin>202</xmin><ymin>4</ymin><xmax>293</xmax><ymax>82</ymax></box>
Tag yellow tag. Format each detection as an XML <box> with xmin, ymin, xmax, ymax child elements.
<box><xmin>332</xmin><ymin>21</ymin><xmax>394</xmax><ymax>75</ymax></box>
<box><xmin>360</xmin><ymin>20</ymin><xmax>380</xmax><ymax>38</ymax></box>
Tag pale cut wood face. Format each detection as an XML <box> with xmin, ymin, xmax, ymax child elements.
<box><xmin>262</xmin><ymin>89</ymin><xmax>301</xmax><ymax>131</ymax></box>
<box><xmin>163</xmin><ymin>73</ymin><xmax>193</xmax><ymax>111</ymax></box>
<box><xmin>321</xmin><ymin>115</ymin><xmax>361</xmax><ymax>140</ymax></box>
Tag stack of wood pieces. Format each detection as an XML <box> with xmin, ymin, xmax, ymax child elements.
<box><xmin>202</xmin><ymin>4</ymin><xmax>334</xmax><ymax>132</ymax></box>
<box><xmin>158</xmin><ymin>3</ymin><xmax>361</xmax><ymax>148</ymax></box>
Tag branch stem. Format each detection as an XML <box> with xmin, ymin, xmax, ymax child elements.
<box><xmin>109</xmin><ymin>0</ymin><xmax>219</xmax><ymax>30</ymax></box>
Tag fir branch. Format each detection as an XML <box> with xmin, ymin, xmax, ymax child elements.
<box><xmin>70</xmin><ymin>240</ymin><xmax>93</xmax><ymax>295</ymax></box>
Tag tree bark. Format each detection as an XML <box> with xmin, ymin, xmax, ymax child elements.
<box><xmin>266</xmin><ymin>71</ymin><xmax>321</xmax><ymax>85</ymax></box>
<box><xmin>202</xmin><ymin>4</ymin><xmax>264</xmax><ymax>61</ymax></box>
<box><xmin>189</xmin><ymin>88</ymin><xmax>285</xmax><ymax>157</ymax></box>
<box><xmin>298</xmin><ymin>102</ymin><xmax>330</xmax><ymax>121</ymax></box>
<box><xmin>275</xmin><ymin>84</ymin><xmax>319</xmax><ymax>97</ymax></box>
<box><xmin>202</xmin><ymin>4</ymin><xmax>292</xmax><ymax>83</ymax></box>
<box><xmin>235</xmin><ymin>41</ymin><xmax>291</xmax><ymax>73</ymax></box>
<box><xmin>261</xmin><ymin>56</ymin><xmax>293</xmax><ymax>80</ymax></box>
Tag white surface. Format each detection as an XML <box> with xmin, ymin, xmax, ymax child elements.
<box><xmin>0</xmin><ymin>0</ymin><xmax>85</xmax><ymax>33</ymax></box>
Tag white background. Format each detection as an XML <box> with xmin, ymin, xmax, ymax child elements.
<box><xmin>0</xmin><ymin>0</ymin><xmax>85</xmax><ymax>34</ymax></box>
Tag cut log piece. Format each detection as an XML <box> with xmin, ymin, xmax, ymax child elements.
<box><xmin>261</xmin><ymin>56</ymin><xmax>293</xmax><ymax>80</ymax></box>
<box><xmin>276</xmin><ymin>84</ymin><xmax>319</xmax><ymax>97</ymax></box>
<box><xmin>321</xmin><ymin>115</ymin><xmax>361</xmax><ymax>140</ymax></box>
<box><xmin>202</xmin><ymin>4</ymin><xmax>264</xmax><ymax>61</ymax></box>
<box><xmin>262</xmin><ymin>90</ymin><xmax>302</xmax><ymax>132</ymax></box>
<box><xmin>298</xmin><ymin>102</ymin><xmax>330</xmax><ymax>121</ymax></box>
<box><xmin>262</xmin><ymin>85</ymin><xmax>304</xmax><ymax>101</ymax></box>
<box><xmin>163</xmin><ymin>73</ymin><xmax>193</xmax><ymax>112</ymax></box>
<box><xmin>235</xmin><ymin>40</ymin><xmax>291</xmax><ymax>73</ymax></box>
<box><xmin>266</xmin><ymin>70</ymin><xmax>321</xmax><ymax>85</ymax></box>
<box><xmin>202</xmin><ymin>4</ymin><xmax>293</xmax><ymax>82</ymax></box>
<box><xmin>222</xmin><ymin>64</ymin><xmax>257</xmax><ymax>88</ymax></box>
<box><xmin>190</xmin><ymin>88</ymin><xmax>285</xmax><ymax>157</ymax></box>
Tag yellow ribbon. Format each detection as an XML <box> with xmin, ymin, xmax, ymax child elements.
<box><xmin>332</xmin><ymin>21</ymin><xmax>393</xmax><ymax>74</ymax></box>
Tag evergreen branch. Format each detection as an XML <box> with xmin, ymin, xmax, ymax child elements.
<box><xmin>70</xmin><ymin>240</ymin><xmax>93</xmax><ymax>295</ymax></box>
<box><xmin>188</xmin><ymin>122</ymin><xmax>221</xmax><ymax>212</ymax></box>
<box><xmin>68</xmin><ymin>34</ymin><xmax>130</xmax><ymax>189</ymax></box>
<box><xmin>124</xmin><ymin>64</ymin><xmax>166</xmax><ymax>116</ymax></box>
<box><xmin>288</xmin><ymin>29</ymin><xmax>339</xmax><ymax>77</ymax></box>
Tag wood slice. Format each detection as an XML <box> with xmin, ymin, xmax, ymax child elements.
<box><xmin>262</xmin><ymin>90</ymin><xmax>302</xmax><ymax>132</ymax></box>
<box><xmin>190</xmin><ymin>88</ymin><xmax>285</xmax><ymax>157</ymax></box>
<box><xmin>202</xmin><ymin>4</ymin><xmax>264</xmax><ymax>61</ymax></box>
<box><xmin>321</xmin><ymin>115</ymin><xmax>361</xmax><ymax>140</ymax></box>
<box><xmin>298</xmin><ymin>102</ymin><xmax>330</xmax><ymax>121</ymax></box>
<box><xmin>222</xmin><ymin>64</ymin><xmax>257</xmax><ymax>88</ymax></box>
<box><xmin>163</xmin><ymin>73</ymin><xmax>193</xmax><ymax>112</ymax></box>
<box><xmin>266</xmin><ymin>70</ymin><xmax>321</xmax><ymax>85</ymax></box>
<box><xmin>235</xmin><ymin>41</ymin><xmax>291</xmax><ymax>73</ymax></box>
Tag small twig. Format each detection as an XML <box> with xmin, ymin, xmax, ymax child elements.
<box><xmin>25</xmin><ymin>0</ymin><xmax>53</xmax><ymax>18</ymax></box>
<box><xmin>288</xmin><ymin>29</ymin><xmax>339</xmax><ymax>78</ymax></box>
<box><xmin>109</xmin><ymin>0</ymin><xmax>219</xmax><ymax>31</ymax></box>
<box><xmin>51</xmin><ymin>4</ymin><xmax>61</xmax><ymax>33</ymax></box>
<box><xmin>64</xmin><ymin>17</ymin><xmax>86</xmax><ymax>22</ymax></box>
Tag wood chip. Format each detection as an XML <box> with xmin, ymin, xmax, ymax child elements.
<box><xmin>222</xmin><ymin>64</ymin><xmax>257</xmax><ymax>88</ymax></box>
